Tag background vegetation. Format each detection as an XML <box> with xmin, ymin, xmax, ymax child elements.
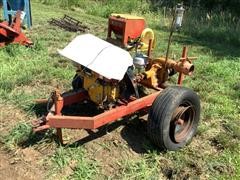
<box><xmin>0</xmin><ymin>0</ymin><xmax>239</xmax><ymax>179</ymax></box>
<box><xmin>36</xmin><ymin>0</ymin><xmax>240</xmax><ymax>47</ymax></box>
<box><xmin>38</xmin><ymin>0</ymin><xmax>240</xmax><ymax>15</ymax></box>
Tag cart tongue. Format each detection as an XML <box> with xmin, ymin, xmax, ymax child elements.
<box><xmin>58</xmin><ymin>34</ymin><xmax>133</xmax><ymax>80</ymax></box>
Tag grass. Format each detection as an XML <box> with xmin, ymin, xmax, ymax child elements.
<box><xmin>3</xmin><ymin>122</ymin><xmax>32</xmax><ymax>150</ymax></box>
<box><xmin>183</xmin><ymin>9</ymin><xmax>240</xmax><ymax>47</ymax></box>
<box><xmin>49</xmin><ymin>146</ymin><xmax>98</xmax><ymax>179</ymax></box>
<box><xmin>0</xmin><ymin>1</ymin><xmax>239</xmax><ymax>179</ymax></box>
<box><xmin>117</xmin><ymin>152</ymin><xmax>165</xmax><ymax>179</ymax></box>
<box><xmin>35</xmin><ymin>0</ymin><xmax>151</xmax><ymax>18</ymax></box>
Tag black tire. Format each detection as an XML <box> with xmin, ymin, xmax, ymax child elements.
<box><xmin>72</xmin><ymin>74</ymin><xmax>83</xmax><ymax>91</ymax></box>
<box><xmin>147</xmin><ymin>86</ymin><xmax>200</xmax><ymax>151</ymax></box>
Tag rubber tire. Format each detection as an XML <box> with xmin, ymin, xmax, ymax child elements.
<box><xmin>147</xmin><ymin>86</ymin><xmax>200</xmax><ymax>151</ymax></box>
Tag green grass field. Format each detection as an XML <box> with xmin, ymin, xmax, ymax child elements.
<box><xmin>0</xmin><ymin>2</ymin><xmax>239</xmax><ymax>179</ymax></box>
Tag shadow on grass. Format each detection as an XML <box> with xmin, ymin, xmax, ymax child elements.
<box><xmin>31</xmin><ymin>103</ymin><xmax>49</xmax><ymax>118</ymax></box>
<box><xmin>120</xmin><ymin>117</ymin><xmax>158</xmax><ymax>154</ymax></box>
<box><xmin>24</xmin><ymin>102</ymin><xmax>161</xmax><ymax>154</ymax></box>
<box><xmin>155</xmin><ymin>24</ymin><xmax>240</xmax><ymax>59</ymax></box>
<box><xmin>67</xmin><ymin>116</ymin><xmax>159</xmax><ymax>154</ymax></box>
<box><xmin>177</xmin><ymin>37</ymin><xmax>240</xmax><ymax>58</ymax></box>
<box><xmin>17</xmin><ymin>102</ymin><xmax>59</xmax><ymax>148</ymax></box>
<box><xmin>20</xmin><ymin>130</ymin><xmax>60</xmax><ymax>148</ymax></box>
<box><xmin>67</xmin><ymin>117</ymin><xmax>130</xmax><ymax>147</ymax></box>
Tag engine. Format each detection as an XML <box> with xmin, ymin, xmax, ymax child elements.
<box><xmin>72</xmin><ymin>50</ymin><xmax>195</xmax><ymax>108</ymax></box>
<box><xmin>74</xmin><ymin>65</ymin><xmax>120</xmax><ymax>107</ymax></box>
<box><xmin>61</xmin><ymin>34</ymin><xmax>195</xmax><ymax>109</ymax></box>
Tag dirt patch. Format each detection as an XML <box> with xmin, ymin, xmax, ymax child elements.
<box><xmin>0</xmin><ymin>103</ymin><xmax>47</xmax><ymax>180</ymax></box>
<box><xmin>0</xmin><ymin>145</ymin><xmax>44</xmax><ymax>180</ymax></box>
<box><xmin>60</xmin><ymin>117</ymin><xmax>154</xmax><ymax>177</ymax></box>
<box><xmin>21</xmin><ymin>148</ymin><xmax>42</xmax><ymax>162</ymax></box>
<box><xmin>0</xmin><ymin>103</ymin><xmax>28</xmax><ymax>137</ymax></box>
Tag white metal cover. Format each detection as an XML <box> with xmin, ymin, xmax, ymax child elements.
<box><xmin>58</xmin><ymin>34</ymin><xmax>133</xmax><ymax>80</ymax></box>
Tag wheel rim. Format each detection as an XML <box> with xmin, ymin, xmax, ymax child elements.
<box><xmin>170</xmin><ymin>104</ymin><xmax>195</xmax><ymax>143</ymax></box>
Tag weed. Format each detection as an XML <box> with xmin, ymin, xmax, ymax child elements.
<box><xmin>4</xmin><ymin>123</ymin><xmax>32</xmax><ymax>150</ymax></box>
<box><xmin>206</xmin><ymin>149</ymin><xmax>240</xmax><ymax>178</ymax></box>
<box><xmin>213</xmin><ymin>133</ymin><xmax>239</xmax><ymax>151</ymax></box>
<box><xmin>118</xmin><ymin>153</ymin><xmax>163</xmax><ymax>180</ymax></box>
<box><xmin>223</xmin><ymin>121</ymin><xmax>240</xmax><ymax>139</ymax></box>
<box><xmin>50</xmin><ymin>146</ymin><xmax>98</xmax><ymax>179</ymax></box>
<box><xmin>51</xmin><ymin>146</ymin><xmax>72</xmax><ymax>169</ymax></box>
<box><xmin>183</xmin><ymin>9</ymin><xmax>240</xmax><ymax>46</ymax></box>
<box><xmin>70</xmin><ymin>158</ymin><xmax>99</xmax><ymax>180</ymax></box>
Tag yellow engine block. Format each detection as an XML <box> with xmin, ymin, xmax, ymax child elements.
<box><xmin>78</xmin><ymin>70</ymin><xmax>119</xmax><ymax>105</ymax></box>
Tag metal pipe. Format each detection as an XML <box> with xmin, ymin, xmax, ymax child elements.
<box><xmin>164</xmin><ymin>10</ymin><xmax>176</xmax><ymax>69</ymax></box>
<box><xmin>151</xmin><ymin>57</ymin><xmax>194</xmax><ymax>76</ymax></box>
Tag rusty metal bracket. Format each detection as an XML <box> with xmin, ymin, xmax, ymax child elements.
<box><xmin>49</xmin><ymin>14</ymin><xmax>90</xmax><ymax>32</ymax></box>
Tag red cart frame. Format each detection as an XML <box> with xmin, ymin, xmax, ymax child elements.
<box><xmin>32</xmin><ymin>47</ymin><xmax>194</xmax><ymax>144</ymax></box>
<box><xmin>33</xmin><ymin>89</ymin><xmax>162</xmax><ymax>144</ymax></box>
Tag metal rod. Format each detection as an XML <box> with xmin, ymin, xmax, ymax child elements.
<box><xmin>177</xmin><ymin>46</ymin><xmax>188</xmax><ymax>85</ymax></box>
<box><xmin>164</xmin><ymin>10</ymin><xmax>176</xmax><ymax>69</ymax></box>
<box><xmin>54</xmin><ymin>89</ymin><xmax>64</xmax><ymax>144</ymax></box>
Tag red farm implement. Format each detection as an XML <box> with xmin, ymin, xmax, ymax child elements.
<box><xmin>0</xmin><ymin>11</ymin><xmax>32</xmax><ymax>47</ymax></box>
<box><xmin>32</xmin><ymin>5</ymin><xmax>200</xmax><ymax>151</ymax></box>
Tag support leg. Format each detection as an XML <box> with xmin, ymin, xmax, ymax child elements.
<box><xmin>56</xmin><ymin>128</ymin><xmax>63</xmax><ymax>145</ymax></box>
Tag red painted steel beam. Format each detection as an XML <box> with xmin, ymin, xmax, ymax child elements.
<box><xmin>62</xmin><ymin>90</ymin><xmax>89</xmax><ymax>106</ymax></box>
<box><xmin>47</xmin><ymin>116</ymin><xmax>94</xmax><ymax>129</ymax></box>
<box><xmin>93</xmin><ymin>91</ymin><xmax>160</xmax><ymax>128</ymax></box>
<box><xmin>46</xmin><ymin>91</ymin><xmax>161</xmax><ymax>130</ymax></box>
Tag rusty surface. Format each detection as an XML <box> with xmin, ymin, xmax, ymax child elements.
<box><xmin>33</xmin><ymin>90</ymin><xmax>161</xmax><ymax>133</ymax></box>
<box><xmin>0</xmin><ymin>11</ymin><xmax>32</xmax><ymax>47</ymax></box>
<box><xmin>53</xmin><ymin>89</ymin><xmax>64</xmax><ymax>144</ymax></box>
<box><xmin>172</xmin><ymin>105</ymin><xmax>194</xmax><ymax>143</ymax></box>
<box><xmin>138</xmin><ymin>47</ymin><xmax>195</xmax><ymax>90</ymax></box>
<box><xmin>178</xmin><ymin>46</ymin><xmax>188</xmax><ymax>85</ymax></box>
<box><xmin>34</xmin><ymin>99</ymin><xmax>49</xmax><ymax>104</ymax></box>
<box><xmin>107</xmin><ymin>15</ymin><xmax>145</xmax><ymax>47</ymax></box>
<box><xmin>93</xmin><ymin>91</ymin><xmax>160</xmax><ymax>128</ymax></box>
<box><xmin>49</xmin><ymin>15</ymin><xmax>89</xmax><ymax>32</ymax></box>
<box><xmin>150</xmin><ymin>55</ymin><xmax>195</xmax><ymax>76</ymax></box>
<box><xmin>47</xmin><ymin>116</ymin><xmax>94</xmax><ymax>129</ymax></box>
<box><xmin>33</xmin><ymin>89</ymin><xmax>88</xmax><ymax>143</ymax></box>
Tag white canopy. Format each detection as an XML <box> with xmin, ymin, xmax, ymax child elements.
<box><xmin>58</xmin><ymin>34</ymin><xmax>133</xmax><ymax>80</ymax></box>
